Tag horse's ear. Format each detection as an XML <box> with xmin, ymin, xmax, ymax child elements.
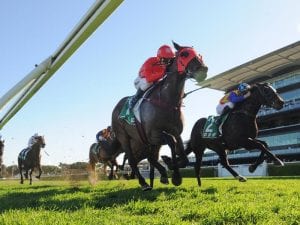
<box><xmin>172</xmin><ymin>40</ymin><xmax>181</xmax><ymax>51</ymax></box>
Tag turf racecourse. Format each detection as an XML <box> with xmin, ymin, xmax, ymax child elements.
<box><xmin>0</xmin><ymin>178</ymin><xmax>299</xmax><ymax>225</ymax></box>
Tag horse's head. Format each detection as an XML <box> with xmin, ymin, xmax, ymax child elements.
<box><xmin>172</xmin><ymin>41</ymin><xmax>208</xmax><ymax>82</ymax></box>
<box><xmin>253</xmin><ymin>83</ymin><xmax>284</xmax><ymax>110</ymax></box>
<box><xmin>35</xmin><ymin>136</ymin><xmax>46</xmax><ymax>148</ymax></box>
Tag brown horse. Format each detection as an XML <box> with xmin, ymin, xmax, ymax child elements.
<box><xmin>184</xmin><ymin>83</ymin><xmax>284</xmax><ymax>186</ymax></box>
<box><xmin>0</xmin><ymin>139</ymin><xmax>4</xmax><ymax>172</ymax></box>
<box><xmin>88</xmin><ymin>135</ymin><xmax>123</xmax><ymax>183</ymax></box>
<box><xmin>112</xmin><ymin>42</ymin><xmax>208</xmax><ymax>190</ymax></box>
<box><xmin>18</xmin><ymin>136</ymin><xmax>46</xmax><ymax>184</ymax></box>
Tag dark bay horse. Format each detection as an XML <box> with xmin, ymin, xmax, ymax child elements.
<box><xmin>112</xmin><ymin>42</ymin><xmax>208</xmax><ymax>190</ymax></box>
<box><xmin>0</xmin><ymin>139</ymin><xmax>4</xmax><ymax>172</ymax></box>
<box><xmin>88</xmin><ymin>135</ymin><xmax>123</xmax><ymax>182</ymax></box>
<box><xmin>18</xmin><ymin>135</ymin><xmax>46</xmax><ymax>184</ymax></box>
<box><xmin>185</xmin><ymin>83</ymin><xmax>284</xmax><ymax>186</ymax></box>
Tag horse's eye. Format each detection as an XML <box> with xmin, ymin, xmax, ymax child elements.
<box><xmin>180</xmin><ymin>51</ymin><xmax>189</xmax><ymax>58</ymax></box>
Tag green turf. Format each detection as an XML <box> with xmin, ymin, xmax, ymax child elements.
<box><xmin>0</xmin><ymin>178</ymin><xmax>299</xmax><ymax>225</ymax></box>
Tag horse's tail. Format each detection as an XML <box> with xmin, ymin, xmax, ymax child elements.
<box><xmin>191</xmin><ymin>117</ymin><xmax>207</xmax><ymax>187</ymax></box>
<box><xmin>193</xmin><ymin>118</ymin><xmax>207</xmax><ymax>138</ymax></box>
<box><xmin>87</xmin><ymin>143</ymin><xmax>99</xmax><ymax>184</ymax></box>
<box><xmin>184</xmin><ymin>140</ymin><xmax>193</xmax><ymax>156</ymax></box>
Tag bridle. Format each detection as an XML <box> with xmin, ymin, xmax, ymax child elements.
<box><xmin>256</xmin><ymin>84</ymin><xmax>278</xmax><ymax>108</ymax></box>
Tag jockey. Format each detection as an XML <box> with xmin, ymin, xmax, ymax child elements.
<box><xmin>96</xmin><ymin>126</ymin><xmax>112</xmax><ymax>143</ymax></box>
<box><xmin>28</xmin><ymin>133</ymin><xmax>39</xmax><ymax>148</ymax></box>
<box><xmin>216</xmin><ymin>83</ymin><xmax>251</xmax><ymax>115</ymax></box>
<box><xmin>128</xmin><ymin>45</ymin><xmax>176</xmax><ymax>110</ymax></box>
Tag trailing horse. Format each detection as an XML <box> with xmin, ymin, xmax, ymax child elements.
<box><xmin>112</xmin><ymin>41</ymin><xmax>208</xmax><ymax>190</ymax></box>
<box><xmin>185</xmin><ymin>83</ymin><xmax>284</xmax><ymax>186</ymax></box>
<box><xmin>88</xmin><ymin>136</ymin><xmax>123</xmax><ymax>183</ymax></box>
<box><xmin>0</xmin><ymin>139</ymin><xmax>4</xmax><ymax>172</ymax></box>
<box><xmin>18</xmin><ymin>135</ymin><xmax>46</xmax><ymax>184</ymax></box>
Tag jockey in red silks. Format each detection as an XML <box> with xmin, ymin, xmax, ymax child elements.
<box><xmin>128</xmin><ymin>45</ymin><xmax>176</xmax><ymax>110</ymax></box>
<box><xmin>216</xmin><ymin>83</ymin><xmax>251</xmax><ymax>115</ymax></box>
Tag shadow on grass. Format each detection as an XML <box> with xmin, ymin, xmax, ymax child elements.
<box><xmin>0</xmin><ymin>185</ymin><xmax>177</xmax><ymax>212</ymax></box>
<box><xmin>200</xmin><ymin>186</ymin><xmax>218</xmax><ymax>195</ymax></box>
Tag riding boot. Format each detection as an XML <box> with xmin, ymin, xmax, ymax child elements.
<box><xmin>128</xmin><ymin>88</ymin><xmax>144</xmax><ymax>110</ymax></box>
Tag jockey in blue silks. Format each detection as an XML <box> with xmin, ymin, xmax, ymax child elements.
<box><xmin>216</xmin><ymin>83</ymin><xmax>251</xmax><ymax>115</ymax></box>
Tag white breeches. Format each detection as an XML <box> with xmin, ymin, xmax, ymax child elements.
<box><xmin>216</xmin><ymin>102</ymin><xmax>234</xmax><ymax>115</ymax></box>
<box><xmin>98</xmin><ymin>136</ymin><xmax>106</xmax><ymax>142</ymax></box>
<box><xmin>134</xmin><ymin>77</ymin><xmax>152</xmax><ymax>91</ymax></box>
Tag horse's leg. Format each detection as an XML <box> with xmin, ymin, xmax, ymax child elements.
<box><xmin>112</xmin><ymin>159</ymin><xmax>119</xmax><ymax>179</ymax></box>
<box><xmin>249</xmin><ymin>151</ymin><xmax>266</xmax><ymax>173</ymax></box>
<box><xmin>162</xmin><ymin>132</ymin><xmax>181</xmax><ymax>186</ymax></box>
<box><xmin>148</xmin><ymin>157</ymin><xmax>169</xmax><ymax>186</ymax></box>
<box><xmin>103</xmin><ymin>163</ymin><xmax>108</xmax><ymax>176</ymax></box>
<box><xmin>36</xmin><ymin>165</ymin><xmax>42</xmax><ymax>179</ymax></box>
<box><xmin>174</xmin><ymin>136</ymin><xmax>189</xmax><ymax>168</ymax></box>
<box><xmin>217</xmin><ymin>149</ymin><xmax>247</xmax><ymax>182</ymax></box>
<box><xmin>129</xmin><ymin>169</ymin><xmax>135</xmax><ymax>179</ymax></box>
<box><xmin>245</xmin><ymin>138</ymin><xmax>284</xmax><ymax>166</ymax></box>
<box><xmin>126</xmin><ymin>147</ymin><xmax>151</xmax><ymax>191</ymax></box>
<box><xmin>18</xmin><ymin>162</ymin><xmax>24</xmax><ymax>184</ymax></box>
<box><xmin>194</xmin><ymin>148</ymin><xmax>205</xmax><ymax>187</ymax></box>
<box><xmin>29</xmin><ymin>169</ymin><xmax>33</xmax><ymax>185</ymax></box>
<box><xmin>108</xmin><ymin>163</ymin><xmax>114</xmax><ymax>180</ymax></box>
<box><xmin>149</xmin><ymin>163</ymin><xmax>154</xmax><ymax>188</ymax></box>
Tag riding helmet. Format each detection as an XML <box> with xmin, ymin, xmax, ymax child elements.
<box><xmin>157</xmin><ymin>45</ymin><xmax>175</xmax><ymax>59</ymax></box>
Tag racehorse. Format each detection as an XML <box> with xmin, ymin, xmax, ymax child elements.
<box><xmin>88</xmin><ymin>136</ymin><xmax>123</xmax><ymax>182</ymax></box>
<box><xmin>185</xmin><ymin>83</ymin><xmax>284</xmax><ymax>186</ymax></box>
<box><xmin>18</xmin><ymin>135</ymin><xmax>46</xmax><ymax>184</ymax></box>
<box><xmin>0</xmin><ymin>139</ymin><xmax>4</xmax><ymax>172</ymax></box>
<box><xmin>112</xmin><ymin>41</ymin><xmax>208</xmax><ymax>190</ymax></box>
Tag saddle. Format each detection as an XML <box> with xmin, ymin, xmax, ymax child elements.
<box><xmin>202</xmin><ymin>114</ymin><xmax>229</xmax><ymax>138</ymax></box>
<box><xmin>118</xmin><ymin>85</ymin><xmax>159</xmax><ymax>143</ymax></box>
<box><xmin>118</xmin><ymin>98</ymin><xmax>136</xmax><ymax>125</ymax></box>
<box><xmin>119</xmin><ymin>85</ymin><xmax>156</xmax><ymax>125</ymax></box>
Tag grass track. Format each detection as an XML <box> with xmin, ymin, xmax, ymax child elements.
<box><xmin>0</xmin><ymin>178</ymin><xmax>299</xmax><ymax>225</ymax></box>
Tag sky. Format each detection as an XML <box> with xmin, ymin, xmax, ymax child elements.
<box><xmin>0</xmin><ymin>0</ymin><xmax>299</xmax><ymax>166</ymax></box>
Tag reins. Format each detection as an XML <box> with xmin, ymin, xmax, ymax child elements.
<box><xmin>183</xmin><ymin>84</ymin><xmax>211</xmax><ymax>99</ymax></box>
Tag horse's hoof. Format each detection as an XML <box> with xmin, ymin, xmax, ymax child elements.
<box><xmin>142</xmin><ymin>184</ymin><xmax>152</xmax><ymax>191</ymax></box>
<box><xmin>274</xmin><ymin>159</ymin><xmax>284</xmax><ymax>166</ymax></box>
<box><xmin>248</xmin><ymin>165</ymin><xmax>256</xmax><ymax>173</ymax></box>
<box><xmin>160</xmin><ymin>176</ymin><xmax>169</xmax><ymax>185</ymax></box>
<box><xmin>171</xmin><ymin>171</ymin><xmax>182</xmax><ymax>186</ymax></box>
<box><xmin>235</xmin><ymin>175</ymin><xmax>247</xmax><ymax>182</ymax></box>
<box><xmin>35</xmin><ymin>176</ymin><xmax>40</xmax><ymax>179</ymax></box>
